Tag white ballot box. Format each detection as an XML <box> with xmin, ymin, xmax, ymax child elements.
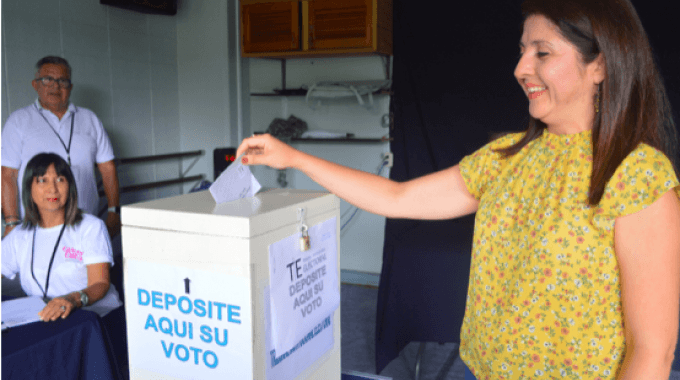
<box><xmin>121</xmin><ymin>188</ymin><xmax>341</xmax><ymax>380</ymax></box>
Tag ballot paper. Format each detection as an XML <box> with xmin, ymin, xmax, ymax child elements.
<box><xmin>209</xmin><ymin>154</ymin><xmax>262</xmax><ymax>204</ymax></box>
<box><xmin>1</xmin><ymin>296</ymin><xmax>46</xmax><ymax>329</ymax></box>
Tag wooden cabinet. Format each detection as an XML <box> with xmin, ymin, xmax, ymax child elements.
<box><xmin>241</xmin><ymin>0</ymin><xmax>392</xmax><ymax>58</ymax></box>
<box><xmin>241</xmin><ymin>1</ymin><xmax>300</xmax><ymax>53</ymax></box>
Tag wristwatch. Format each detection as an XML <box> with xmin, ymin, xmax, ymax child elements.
<box><xmin>79</xmin><ymin>290</ymin><xmax>89</xmax><ymax>307</ymax></box>
<box><xmin>107</xmin><ymin>206</ymin><xmax>121</xmax><ymax>214</ymax></box>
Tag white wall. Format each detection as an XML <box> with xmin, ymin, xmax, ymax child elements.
<box><xmin>1</xmin><ymin>0</ymin><xmax>183</xmax><ymax>209</ymax></box>
<box><xmin>248</xmin><ymin>57</ymin><xmax>392</xmax><ymax>274</ymax></box>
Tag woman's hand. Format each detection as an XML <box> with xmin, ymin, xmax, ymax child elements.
<box><xmin>38</xmin><ymin>295</ymin><xmax>77</xmax><ymax>322</ymax></box>
<box><xmin>236</xmin><ymin>134</ymin><xmax>300</xmax><ymax>170</ymax></box>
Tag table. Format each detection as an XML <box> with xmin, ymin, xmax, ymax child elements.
<box><xmin>2</xmin><ymin>306</ymin><xmax>120</xmax><ymax>380</ymax></box>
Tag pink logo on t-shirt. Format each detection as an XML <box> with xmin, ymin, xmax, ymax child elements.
<box><xmin>63</xmin><ymin>246</ymin><xmax>83</xmax><ymax>261</ymax></box>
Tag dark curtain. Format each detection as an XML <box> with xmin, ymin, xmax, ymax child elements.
<box><xmin>376</xmin><ymin>0</ymin><xmax>680</xmax><ymax>373</ymax></box>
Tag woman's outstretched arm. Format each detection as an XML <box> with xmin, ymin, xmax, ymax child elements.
<box><xmin>237</xmin><ymin>134</ymin><xmax>479</xmax><ymax>220</ymax></box>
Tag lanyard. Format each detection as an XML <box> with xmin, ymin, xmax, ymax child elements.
<box><xmin>36</xmin><ymin>106</ymin><xmax>75</xmax><ymax>166</ymax></box>
<box><xmin>31</xmin><ymin>224</ymin><xmax>67</xmax><ymax>302</ymax></box>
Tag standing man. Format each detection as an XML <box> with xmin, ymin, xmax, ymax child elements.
<box><xmin>1</xmin><ymin>56</ymin><xmax>121</xmax><ymax>238</ymax></box>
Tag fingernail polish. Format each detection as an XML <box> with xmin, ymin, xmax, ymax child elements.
<box><xmin>242</xmin><ymin>157</ymin><xmax>248</xmax><ymax>164</ymax></box>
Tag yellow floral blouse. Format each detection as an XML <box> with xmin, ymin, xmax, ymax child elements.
<box><xmin>458</xmin><ymin>129</ymin><xmax>680</xmax><ymax>380</ymax></box>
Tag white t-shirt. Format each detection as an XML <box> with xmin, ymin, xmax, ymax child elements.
<box><xmin>1</xmin><ymin>214</ymin><xmax>122</xmax><ymax>317</ymax></box>
<box><xmin>1</xmin><ymin>100</ymin><xmax>115</xmax><ymax>216</ymax></box>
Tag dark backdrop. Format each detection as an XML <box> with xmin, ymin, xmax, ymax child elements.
<box><xmin>376</xmin><ymin>0</ymin><xmax>680</xmax><ymax>373</ymax></box>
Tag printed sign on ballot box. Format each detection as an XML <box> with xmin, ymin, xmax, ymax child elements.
<box><xmin>126</xmin><ymin>260</ymin><xmax>252</xmax><ymax>379</ymax></box>
<box><xmin>268</xmin><ymin>216</ymin><xmax>340</xmax><ymax>352</ymax></box>
<box><xmin>264</xmin><ymin>288</ymin><xmax>334</xmax><ymax>380</ymax></box>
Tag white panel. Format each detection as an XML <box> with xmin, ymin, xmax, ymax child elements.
<box><xmin>249</xmin><ymin>97</ymin><xmax>287</xmax><ymax>131</ymax></box>
<box><xmin>111</xmin><ymin>87</ymin><xmax>153</xmax><ymax>156</ymax></box>
<box><xmin>150</xmin><ymin>63</ymin><xmax>178</xmax><ymax>92</ymax></box>
<box><xmin>147</xmin><ymin>13</ymin><xmax>177</xmax><ymax>37</ymax></box>
<box><xmin>3</xmin><ymin>80</ymin><xmax>38</xmax><ymax>115</ymax></box>
<box><xmin>2</xmin><ymin>47</ymin><xmax>49</xmax><ymax>91</ymax></box>
<box><xmin>110</xmin><ymin>31</ymin><xmax>150</xmax><ymax>63</ymax></box>
<box><xmin>150</xmin><ymin>63</ymin><xmax>180</xmax><ymax>156</ymax></box>
<box><xmin>62</xmin><ymin>22</ymin><xmax>109</xmax><ymax>59</ymax></box>
<box><xmin>148</xmin><ymin>36</ymin><xmax>177</xmax><ymax>65</ymax></box>
<box><xmin>70</xmin><ymin>84</ymin><xmax>114</xmax><ymax>126</ymax></box>
<box><xmin>152</xmin><ymin>88</ymin><xmax>180</xmax><ymax>129</ymax></box>
<box><xmin>69</xmin><ymin>54</ymin><xmax>111</xmax><ymax>88</ymax></box>
<box><xmin>111</xmin><ymin>59</ymin><xmax>151</xmax><ymax>90</ymax></box>
<box><xmin>248</xmin><ymin>59</ymin><xmax>282</xmax><ymax>93</ymax></box>
<box><xmin>2</xmin><ymin>16</ymin><xmax>61</xmax><ymax>53</ymax></box>
<box><xmin>107</xmin><ymin>6</ymin><xmax>148</xmax><ymax>34</ymax></box>
<box><xmin>2</xmin><ymin>0</ymin><xmax>59</xmax><ymax>17</ymax></box>
<box><xmin>152</xmin><ymin>92</ymin><xmax>180</xmax><ymax>141</ymax></box>
<box><xmin>60</xmin><ymin>0</ymin><xmax>108</xmax><ymax>27</ymax></box>
<box><xmin>2</xmin><ymin>77</ymin><xmax>9</xmax><ymax>124</ymax></box>
<box><xmin>68</xmin><ymin>54</ymin><xmax>113</xmax><ymax>122</ymax></box>
<box><xmin>152</xmin><ymin>114</ymin><xmax>181</xmax><ymax>152</ymax></box>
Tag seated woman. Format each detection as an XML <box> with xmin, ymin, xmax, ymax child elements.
<box><xmin>2</xmin><ymin>153</ymin><xmax>122</xmax><ymax>320</ymax></box>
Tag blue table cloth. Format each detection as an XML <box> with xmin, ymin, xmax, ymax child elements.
<box><xmin>2</xmin><ymin>307</ymin><xmax>119</xmax><ymax>380</ymax></box>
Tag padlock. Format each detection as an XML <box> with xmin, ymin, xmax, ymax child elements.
<box><xmin>300</xmin><ymin>225</ymin><xmax>310</xmax><ymax>251</ymax></box>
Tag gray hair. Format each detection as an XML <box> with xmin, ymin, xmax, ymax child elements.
<box><xmin>35</xmin><ymin>56</ymin><xmax>72</xmax><ymax>78</ymax></box>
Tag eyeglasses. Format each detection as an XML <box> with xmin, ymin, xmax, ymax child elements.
<box><xmin>36</xmin><ymin>76</ymin><xmax>72</xmax><ymax>89</ymax></box>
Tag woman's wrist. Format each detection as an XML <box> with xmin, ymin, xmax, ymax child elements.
<box><xmin>60</xmin><ymin>293</ymin><xmax>79</xmax><ymax>308</ymax></box>
<box><xmin>290</xmin><ymin>148</ymin><xmax>308</xmax><ymax>171</ymax></box>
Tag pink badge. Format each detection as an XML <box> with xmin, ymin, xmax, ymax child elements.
<box><xmin>63</xmin><ymin>246</ymin><xmax>84</xmax><ymax>261</ymax></box>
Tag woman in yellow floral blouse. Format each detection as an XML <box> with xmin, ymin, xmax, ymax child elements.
<box><xmin>236</xmin><ymin>0</ymin><xmax>680</xmax><ymax>378</ymax></box>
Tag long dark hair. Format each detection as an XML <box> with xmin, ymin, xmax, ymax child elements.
<box><xmin>497</xmin><ymin>0</ymin><xmax>678</xmax><ymax>205</ymax></box>
<box><xmin>22</xmin><ymin>153</ymin><xmax>82</xmax><ymax>228</ymax></box>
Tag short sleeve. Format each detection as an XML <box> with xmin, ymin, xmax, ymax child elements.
<box><xmin>458</xmin><ymin>133</ymin><xmax>522</xmax><ymax>200</ymax></box>
<box><xmin>1</xmin><ymin>229</ymin><xmax>21</xmax><ymax>279</ymax></box>
<box><xmin>80</xmin><ymin>216</ymin><xmax>114</xmax><ymax>266</ymax></box>
<box><xmin>596</xmin><ymin>144</ymin><xmax>680</xmax><ymax>219</ymax></box>
<box><xmin>1</xmin><ymin>113</ymin><xmax>24</xmax><ymax>169</ymax></box>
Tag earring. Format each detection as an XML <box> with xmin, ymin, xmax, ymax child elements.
<box><xmin>595</xmin><ymin>86</ymin><xmax>601</xmax><ymax>114</ymax></box>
